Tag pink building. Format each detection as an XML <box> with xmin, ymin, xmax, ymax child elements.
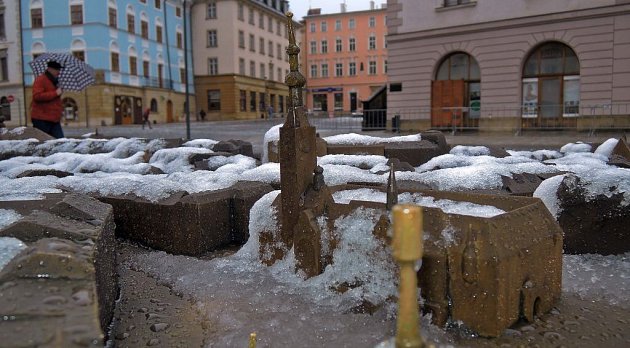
<box><xmin>302</xmin><ymin>3</ymin><xmax>388</xmax><ymax>115</ymax></box>
<box><xmin>387</xmin><ymin>0</ymin><xmax>630</xmax><ymax>131</ymax></box>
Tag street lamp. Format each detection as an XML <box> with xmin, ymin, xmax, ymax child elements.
<box><xmin>183</xmin><ymin>0</ymin><xmax>191</xmax><ymax>140</ymax></box>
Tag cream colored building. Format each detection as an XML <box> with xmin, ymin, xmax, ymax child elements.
<box><xmin>192</xmin><ymin>0</ymin><xmax>301</xmax><ymax>120</ymax></box>
<box><xmin>0</xmin><ymin>0</ymin><xmax>26</xmax><ymax>127</ymax></box>
<box><xmin>387</xmin><ymin>0</ymin><xmax>630</xmax><ymax>131</ymax></box>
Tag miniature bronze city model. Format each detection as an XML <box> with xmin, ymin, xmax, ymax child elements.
<box><xmin>258</xmin><ymin>12</ymin><xmax>563</xmax><ymax>337</ymax></box>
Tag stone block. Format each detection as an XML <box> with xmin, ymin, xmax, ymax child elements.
<box><xmin>15</xmin><ymin>168</ymin><xmax>73</xmax><ymax>178</ymax></box>
<box><xmin>556</xmin><ymin>174</ymin><xmax>630</xmax><ymax>255</ymax></box>
<box><xmin>0</xmin><ymin>210</ymin><xmax>103</xmax><ymax>242</ymax></box>
<box><xmin>383</xmin><ymin>140</ymin><xmax>449</xmax><ymax>167</ymax></box>
<box><xmin>213</xmin><ymin>139</ymin><xmax>254</xmax><ymax>157</ymax></box>
<box><xmin>229</xmin><ymin>181</ymin><xmax>275</xmax><ymax>244</ymax></box>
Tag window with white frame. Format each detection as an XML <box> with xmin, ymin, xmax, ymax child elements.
<box><xmin>321</xmin><ymin>63</ymin><xmax>328</xmax><ymax>77</ymax></box>
<box><xmin>259</xmin><ymin>12</ymin><xmax>264</xmax><ymax>29</ymax></box>
<box><xmin>237</xmin><ymin>3</ymin><xmax>243</xmax><ymax>20</ymax></box>
<box><xmin>259</xmin><ymin>37</ymin><xmax>265</xmax><ymax>55</ymax></box>
<box><xmin>310</xmin><ymin>41</ymin><xmax>316</xmax><ymax>54</ymax></box>
<box><xmin>321</xmin><ymin>21</ymin><xmax>327</xmax><ymax>32</ymax></box>
<box><xmin>208</xmin><ymin>57</ymin><xmax>218</xmax><ymax>75</ymax></box>
<box><xmin>238</xmin><ymin>31</ymin><xmax>245</xmax><ymax>48</ymax></box>
<box><xmin>349</xmin><ymin>37</ymin><xmax>356</xmax><ymax>52</ymax></box>
<box><xmin>348</xmin><ymin>18</ymin><xmax>355</xmax><ymax>29</ymax></box>
<box><xmin>310</xmin><ymin>64</ymin><xmax>317</xmax><ymax>78</ymax></box>
<box><xmin>321</xmin><ymin>40</ymin><xmax>328</xmax><ymax>54</ymax></box>
<box><xmin>369</xmin><ymin>16</ymin><xmax>375</xmax><ymax>28</ymax></box>
<box><xmin>70</xmin><ymin>4</ymin><xmax>83</xmax><ymax>25</ymax></box>
<box><xmin>369</xmin><ymin>60</ymin><xmax>377</xmax><ymax>75</ymax></box>
<box><xmin>249</xmin><ymin>34</ymin><xmax>255</xmax><ymax>52</ymax></box>
<box><xmin>335</xmin><ymin>19</ymin><xmax>341</xmax><ymax>31</ymax></box>
<box><xmin>249</xmin><ymin>7</ymin><xmax>254</xmax><ymax>25</ymax></box>
<box><xmin>335</xmin><ymin>38</ymin><xmax>342</xmax><ymax>52</ymax></box>
<box><xmin>368</xmin><ymin>35</ymin><xmax>376</xmax><ymax>50</ymax></box>
<box><xmin>239</xmin><ymin>58</ymin><xmax>245</xmax><ymax>75</ymax></box>
<box><xmin>250</xmin><ymin>60</ymin><xmax>255</xmax><ymax>77</ymax></box>
<box><xmin>349</xmin><ymin>62</ymin><xmax>356</xmax><ymax>76</ymax></box>
<box><xmin>208</xmin><ymin>2</ymin><xmax>217</xmax><ymax>19</ymax></box>
<box><xmin>310</xmin><ymin>22</ymin><xmax>315</xmax><ymax>32</ymax></box>
<box><xmin>207</xmin><ymin>30</ymin><xmax>217</xmax><ymax>47</ymax></box>
<box><xmin>336</xmin><ymin>62</ymin><xmax>344</xmax><ymax>77</ymax></box>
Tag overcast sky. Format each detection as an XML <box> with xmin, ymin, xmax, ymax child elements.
<box><xmin>288</xmin><ymin>0</ymin><xmax>382</xmax><ymax>21</ymax></box>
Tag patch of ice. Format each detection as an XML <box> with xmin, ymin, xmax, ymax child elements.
<box><xmin>0</xmin><ymin>209</ymin><xmax>22</xmax><ymax>229</ymax></box>
<box><xmin>0</xmin><ymin>237</ymin><xmax>27</xmax><ymax>272</ymax></box>
<box><xmin>149</xmin><ymin>147</ymin><xmax>213</xmax><ymax>173</ymax></box>
<box><xmin>318</xmin><ymin>154</ymin><xmax>389</xmax><ymax>170</ymax></box>
<box><xmin>398</xmin><ymin>192</ymin><xmax>505</xmax><ymax>218</ymax></box>
<box><xmin>507</xmin><ymin>149</ymin><xmax>563</xmax><ymax>161</ymax></box>
<box><xmin>323</xmin><ymin>133</ymin><xmax>421</xmax><ymax>145</ymax></box>
<box><xmin>449</xmin><ymin>145</ymin><xmax>490</xmax><ymax>156</ymax></box>
<box><xmin>240</xmin><ymin>162</ymin><xmax>280</xmax><ymax>184</ymax></box>
<box><xmin>183</xmin><ymin>139</ymin><xmax>219</xmax><ymax>149</ymax></box>
<box><xmin>9</xmin><ymin>127</ymin><xmax>27</xmax><ymax>135</ymax></box>
<box><xmin>563</xmin><ymin>253</ymin><xmax>630</xmax><ymax>308</ymax></box>
<box><xmin>321</xmin><ymin>164</ymin><xmax>386</xmax><ymax>186</ymax></box>
<box><xmin>0</xmin><ymin>176</ymin><xmax>62</xmax><ymax>200</ymax></box>
<box><xmin>532</xmin><ymin>174</ymin><xmax>567</xmax><ymax>219</ymax></box>
<box><xmin>332</xmin><ymin>188</ymin><xmax>386</xmax><ymax>204</ymax></box>
<box><xmin>593</xmin><ymin>138</ymin><xmax>619</xmax><ymax>158</ymax></box>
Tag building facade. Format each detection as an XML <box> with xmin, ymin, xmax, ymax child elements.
<box><xmin>387</xmin><ymin>0</ymin><xmax>630</xmax><ymax>131</ymax></box>
<box><xmin>191</xmin><ymin>0</ymin><xmax>297</xmax><ymax>121</ymax></box>
<box><xmin>303</xmin><ymin>2</ymin><xmax>388</xmax><ymax>115</ymax></box>
<box><xmin>21</xmin><ymin>0</ymin><xmax>194</xmax><ymax>128</ymax></box>
<box><xmin>0</xmin><ymin>0</ymin><xmax>26</xmax><ymax>127</ymax></box>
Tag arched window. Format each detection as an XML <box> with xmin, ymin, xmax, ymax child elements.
<box><xmin>31</xmin><ymin>42</ymin><xmax>45</xmax><ymax>60</ymax></box>
<box><xmin>432</xmin><ymin>52</ymin><xmax>481</xmax><ymax>127</ymax></box>
<box><xmin>126</xmin><ymin>5</ymin><xmax>135</xmax><ymax>33</ymax></box>
<box><xmin>71</xmin><ymin>39</ymin><xmax>86</xmax><ymax>61</ymax></box>
<box><xmin>110</xmin><ymin>41</ymin><xmax>120</xmax><ymax>72</ymax></box>
<box><xmin>522</xmin><ymin>42</ymin><xmax>580</xmax><ymax>120</ymax></box>
<box><xmin>128</xmin><ymin>46</ymin><xmax>138</xmax><ymax>75</ymax></box>
<box><xmin>62</xmin><ymin>97</ymin><xmax>78</xmax><ymax>120</ymax></box>
<box><xmin>150</xmin><ymin>98</ymin><xmax>158</xmax><ymax>112</ymax></box>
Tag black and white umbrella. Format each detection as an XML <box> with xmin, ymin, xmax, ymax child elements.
<box><xmin>29</xmin><ymin>52</ymin><xmax>96</xmax><ymax>91</ymax></box>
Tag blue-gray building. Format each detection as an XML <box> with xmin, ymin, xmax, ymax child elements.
<box><xmin>21</xmin><ymin>0</ymin><xmax>194</xmax><ymax>126</ymax></box>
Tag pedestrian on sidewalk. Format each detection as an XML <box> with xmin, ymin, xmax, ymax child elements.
<box><xmin>31</xmin><ymin>61</ymin><xmax>65</xmax><ymax>138</ymax></box>
<box><xmin>142</xmin><ymin>107</ymin><xmax>152</xmax><ymax>129</ymax></box>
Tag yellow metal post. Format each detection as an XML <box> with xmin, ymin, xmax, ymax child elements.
<box><xmin>392</xmin><ymin>205</ymin><xmax>424</xmax><ymax>348</ymax></box>
<box><xmin>249</xmin><ymin>332</ymin><xmax>256</xmax><ymax>348</ymax></box>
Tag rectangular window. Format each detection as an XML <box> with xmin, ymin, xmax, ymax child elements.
<box><xmin>207</xmin><ymin>90</ymin><xmax>220</xmax><ymax>111</ymax></box>
<box><xmin>310</xmin><ymin>41</ymin><xmax>317</xmax><ymax>54</ymax></box>
<box><xmin>384</xmin><ymin>60</ymin><xmax>388</xmax><ymax>74</ymax></box>
<box><xmin>349</xmin><ymin>62</ymin><xmax>356</xmax><ymax>76</ymax></box>
<box><xmin>444</xmin><ymin>0</ymin><xmax>471</xmax><ymax>7</ymax></box>
<box><xmin>369</xmin><ymin>16</ymin><xmax>375</xmax><ymax>28</ymax></box>
<box><xmin>335</xmin><ymin>39</ymin><xmax>342</xmax><ymax>52</ymax></box>
<box><xmin>155</xmin><ymin>0</ymin><xmax>161</xmax><ymax>9</ymax></box>
<box><xmin>310</xmin><ymin>64</ymin><xmax>317</xmax><ymax>78</ymax></box>
<box><xmin>563</xmin><ymin>76</ymin><xmax>580</xmax><ymax>117</ymax></box>
<box><xmin>369</xmin><ymin>60</ymin><xmax>377</xmax><ymax>75</ymax></box>
<box><xmin>180</xmin><ymin>68</ymin><xmax>186</xmax><ymax>84</ymax></box>
<box><xmin>177</xmin><ymin>32</ymin><xmax>183</xmax><ymax>49</ymax></box>
<box><xmin>268</xmin><ymin>17</ymin><xmax>273</xmax><ymax>32</ymax></box>
<box><xmin>269</xmin><ymin>63</ymin><xmax>274</xmax><ymax>80</ymax></box>
<box><xmin>237</xmin><ymin>2</ymin><xmax>245</xmax><ymax>22</ymax></box>
<box><xmin>335</xmin><ymin>63</ymin><xmax>343</xmax><ymax>77</ymax></box>
<box><xmin>238</xmin><ymin>31</ymin><xmax>245</xmax><ymax>48</ymax></box>
<box><xmin>31</xmin><ymin>8</ymin><xmax>43</xmax><ymax>28</ymax></box>
<box><xmin>0</xmin><ymin>10</ymin><xmax>5</xmax><ymax>39</ymax></box>
<box><xmin>321</xmin><ymin>40</ymin><xmax>328</xmax><ymax>54</ymax></box>
<box><xmin>158</xmin><ymin>63</ymin><xmax>163</xmax><ymax>87</ymax></box>
<box><xmin>0</xmin><ymin>50</ymin><xmax>8</xmax><ymax>82</ymax></box>
<box><xmin>349</xmin><ymin>37</ymin><xmax>356</xmax><ymax>51</ymax></box>
<box><xmin>276</xmin><ymin>21</ymin><xmax>281</xmax><ymax>35</ymax></box>
<box><xmin>207</xmin><ymin>30</ymin><xmax>217</xmax><ymax>47</ymax></box>
<box><xmin>208</xmin><ymin>2</ymin><xmax>217</xmax><ymax>19</ymax></box>
<box><xmin>176</xmin><ymin>7</ymin><xmax>182</xmax><ymax>17</ymax></box>
<box><xmin>143</xmin><ymin>60</ymin><xmax>150</xmax><ymax>78</ymax></box>
<box><xmin>240</xmin><ymin>90</ymin><xmax>247</xmax><ymax>111</ymax></box>
<box><xmin>310</xmin><ymin>22</ymin><xmax>315</xmax><ymax>32</ymax></box>
<box><xmin>277</xmin><ymin>68</ymin><xmax>282</xmax><ymax>82</ymax></box>
<box><xmin>249</xmin><ymin>8</ymin><xmax>255</xmax><ymax>25</ymax></box>
<box><xmin>141</xmin><ymin>21</ymin><xmax>149</xmax><ymax>39</ymax></box>
<box><xmin>259</xmin><ymin>92</ymin><xmax>265</xmax><ymax>110</ymax></box>
<box><xmin>321</xmin><ymin>64</ymin><xmax>328</xmax><ymax>77</ymax></box>
<box><xmin>108</xmin><ymin>8</ymin><xmax>117</xmax><ymax>28</ymax></box>
<box><xmin>369</xmin><ymin>36</ymin><xmax>376</xmax><ymax>50</ymax></box>
<box><xmin>250</xmin><ymin>91</ymin><xmax>257</xmax><ymax>111</ymax></box>
<box><xmin>321</xmin><ymin>21</ymin><xmax>327</xmax><ymax>32</ymax></box>
<box><xmin>249</xmin><ymin>34</ymin><xmax>255</xmax><ymax>52</ymax></box>
<box><xmin>259</xmin><ymin>38</ymin><xmax>265</xmax><ymax>55</ymax></box>
<box><xmin>70</xmin><ymin>5</ymin><xmax>83</xmax><ymax>25</ymax></box>
<box><xmin>348</xmin><ymin>18</ymin><xmax>355</xmax><ymax>29</ymax></box>
<box><xmin>277</xmin><ymin>44</ymin><xmax>282</xmax><ymax>60</ymax></box>
<box><xmin>260</xmin><ymin>63</ymin><xmax>265</xmax><ymax>79</ymax></box>
<box><xmin>335</xmin><ymin>19</ymin><xmax>341</xmax><ymax>31</ymax></box>
<box><xmin>129</xmin><ymin>56</ymin><xmax>137</xmax><ymax>75</ymax></box>
<box><xmin>259</xmin><ymin>13</ymin><xmax>264</xmax><ymax>29</ymax></box>
<box><xmin>278</xmin><ymin>95</ymin><xmax>284</xmax><ymax>113</ymax></box>
<box><xmin>72</xmin><ymin>50</ymin><xmax>85</xmax><ymax>61</ymax></box>
<box><xmin>313</xmin><ymin>94</ymin><xmax>327</xmax><ymax>111</ymax></box>
<box><xmin>127</xmin><ymin>14</ymin><xmax>135</xmax><ymax>33</ymax></box>
<box><xmin>156</xmin><ymin>26</ymin><xmax>163</xmax><ymax>43</ymax></box>
<box><xmin>239</xmin><ymin>58</ymin><xmax>245</xmax><ymax>75</ymax></box>
<box><xmin>334</xmin><ymin>93</ymin><xmax>343</xmax><ymax>110</ymax></box>
<box><xmin>208</xmin><ymin>57</ymin><xmax>218</xmax><ymax>75</ymax></box>
<box><xmin>250</xmin><ymin>61</ymin><xmax>255</xmax><ymax>77</ymax></box>
<box><xmin>111</xmin><ymin>52</ymin><xmax>120</xmax><ymax>72</ymax></box>
<box><xmin>268</xmin><ymin>40</ymin><xmax>274</xmax><ymax>57</ymax></box>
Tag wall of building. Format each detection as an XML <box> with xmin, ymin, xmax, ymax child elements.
<box><xmin>0</xmin><ymin>0</ymin><xmax>26</xmax><ymax>127</ymax></box>
<box><xmin>387</xmin><ymin>1</ymin><xmax>630</xmax><ymax>129</ymax></box>
<box><xmin>303</xmin><ymin>8</ymin><xmax>388</xmax><ymax>114</ymax></box>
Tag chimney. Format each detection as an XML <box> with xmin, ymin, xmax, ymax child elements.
<box><xmin>307</xmin><ymin>8</ymin><xmax>321</xmax><ymax>16</ymax></box>
<box><xmin>370</xmin><ymin>0</ymin><xmax>375</xmax><ymax>10</ymax></box>
<box><xmin>340</xmin><ymin>2</ymin><xmax>347</xmax><ymax>13</ymax></box>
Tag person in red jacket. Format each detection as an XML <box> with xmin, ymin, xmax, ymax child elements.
<box><xmin>31</xmin><ymin>61</ymin><xmax>64</xmax><ymax>138</ymax></box>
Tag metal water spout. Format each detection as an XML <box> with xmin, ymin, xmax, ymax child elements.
<box><xmin>392</xmin><ymin>205</ymin><xmax>433</xmax><ymax>348</ymax></box>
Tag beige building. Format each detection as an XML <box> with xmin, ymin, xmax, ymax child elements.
<box><xmin>0</xmin><ymin>0</ymin><xmax>26</xmax><ymax>127</ymax></box>
<box><xmin>387</xmin><ymin>0</ymin><xmax>630</xmax><ymax>131</ymax></box>
<box><xmin>191</xmin><ymin>0</ymin><xmax>300</xmax><ymax>120</ymax></box>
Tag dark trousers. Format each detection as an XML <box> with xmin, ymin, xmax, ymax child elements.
<box><xmin>32</xmin><ymin>119</ymin><xmax>64</xmax><ymax>138</ymax></box>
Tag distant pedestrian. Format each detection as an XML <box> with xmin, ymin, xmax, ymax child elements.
<box><xmin>142</xmin><ymin>107</ymin><xmax>152</xmax><ymax>129</ymax></box>
<box><xmin>31</xmin><ymin>60</ymin><xmax>65</xmax><ymax>138</ymax></box>
<box><xmin>199</xmin><ymin>109</ymin><xmax>206</xmax><ymax>121</ymax></box>
<box><xmin>267</xmin><ymin>105</ymin><xmax>274</xmax><ymax>119</ymax></box>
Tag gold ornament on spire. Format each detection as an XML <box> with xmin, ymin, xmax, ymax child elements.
<box><xmin>284</xmin><ymin>12</ymin><xmax>307</xmax><ymax>127</ymax></box>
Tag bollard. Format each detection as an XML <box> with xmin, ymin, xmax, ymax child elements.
<box><xmin>392</xmin><ymin>205</ymin><xmax>424</xmax><ymax>348</ymax></box>
<box><xmin>249</xmin><ymin>332</ymin><xmax>257</xmax><ymax>348</ymax></box>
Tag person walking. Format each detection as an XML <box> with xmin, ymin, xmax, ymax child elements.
<box><xmin>31</xmin><ymin>61</ymin><xmax>64</xmax><ymax>138</ymax></box>
<box><xmin>267</xmin><ymin>105</ymin><xmax>274</xmax><ymax>119</ymax></box>
<box><xmin>142</xmin><ymin>107</ymin><xmax>152</xmax><ymax>129</ymax></box>
<box><xmin>199</xmin><ymin>109</ymin><xmax>206</xmax><ymax>122</ymax></box>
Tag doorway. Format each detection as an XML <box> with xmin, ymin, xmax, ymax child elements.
<box><xmin>166</xmin><ymin>100</ymin><xmax>174</xmax><ymax>123</ymax></box>
<box><xmin>350</xmin><ymin>92</ymin><xmax>357</xmax><ymax>112</ymax></box>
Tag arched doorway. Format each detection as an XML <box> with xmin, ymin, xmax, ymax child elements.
<box><xmin>166</xmin><ymin>100</ymin><xmax>174</xmax><ymax>123</ymax></box>
<box><xmin>521</xmin><ymin>42</ymin><xmax>580</xmax><ymax>128</ymax></box>
<box><xmin>115</xmin><ymin>96</ymin><xmax>133</xmax><ymax>125</ymax></box>
<box><xmin>432</xmin><ymin>52</ymin><xmax>481</xmax><ymax>128</ymax></box>
<box><xmin>0</xmin><ymin>97</ymin><xmax>11</xmax><ymax>121</ymax></box>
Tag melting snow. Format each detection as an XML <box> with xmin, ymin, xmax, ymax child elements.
<box><xmin>323</xmin><ymin>133</ymin><xmax>421</xmax><ymax>145</ymax></box>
